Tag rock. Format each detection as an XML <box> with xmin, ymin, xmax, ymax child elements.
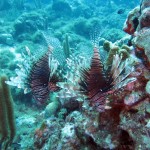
<box><xmin>146</xmin><ymin>80</ymin><xmax>150</xmax><ymax>94</ymax></box>
<box><xmin>0</xmin><ymin>33</ymin><xmax>14</xmax><ymax>45</ymax></box>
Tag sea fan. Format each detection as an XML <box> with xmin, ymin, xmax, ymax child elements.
<box><xmin>79</xmin><ymin>46</ymin><xmax>136</xmax><ymax>112</ymax></box>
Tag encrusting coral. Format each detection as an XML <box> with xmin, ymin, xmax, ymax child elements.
<box><xmin>0</xmin><ymin>75</ymin><xmax>16</xmax><ymax>150</ymax></box>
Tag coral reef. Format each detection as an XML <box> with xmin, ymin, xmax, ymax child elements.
<box><xmin>123</xmin><ymin>7</ymin><xmax>140</xmax><ymax>35</ymax></box>
<box><xmin>3</xmin><ymin>0</ymin><xmax>150</xmax><ymax>149</ymax></box>
<box><xmin>13</xmin><ymin>11</ymin><xmax>47</xmax><ymax>42</ymax></box>
<box><xmin>0</xmin><ymin>48</ymin><xmax>16</xmax><ymax>77</ymax></box>
<box><xmin>124</xmin><ymin>0</ymin><xmax>150</xmax><ymax>64</ymax></box>
<box><xmin>118</xmin><ymin>0</ymin><xmax>150</xmax><ymax>148</ymax></box>
<box><xmin>52</xmin><ymin>0</ymin><xmax>72</xmax><ymax>17</ymax></box>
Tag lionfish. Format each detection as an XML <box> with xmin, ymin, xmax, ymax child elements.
<box><xmin>6</xmin><ymin>46</ymin><xmax>61</xmax><ymax>105</ymax></box>
<box><xmin>29</xmin><ymin>46</ymin><xmax>61</xmax><ymax>104</ymax></box>
<box><xmin>79</xmin><ymin>46</ymin><xmax>136</xmax><ymax>112</ymax></box>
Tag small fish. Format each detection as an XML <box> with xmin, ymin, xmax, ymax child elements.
<box><xmin>117</xmin><ymin>8</ymin><xmax>125</xmax><ymax>14</ymax></box>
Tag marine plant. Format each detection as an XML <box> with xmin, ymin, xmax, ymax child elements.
<box><xmin>0</xmin><ymin>75</ymin><xmax>16</xmax><ymax>150</ymax></box>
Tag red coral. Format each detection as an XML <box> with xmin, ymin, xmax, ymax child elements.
<box><xmin>34</xmin><ymin>123</ymin><xmax>50</xmax><ymax>149</ymax></box>
<box><xmin>123</xmin><ymin>7</ymin><xmax>140</xmax><ymax>35</ymax></box>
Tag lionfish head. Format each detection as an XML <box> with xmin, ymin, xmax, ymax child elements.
<box><xmin>48</xmin><ymin>74</ymin><xmax>61</xmax><ymax>92</ymax></box>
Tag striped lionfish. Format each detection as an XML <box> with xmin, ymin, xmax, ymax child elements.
<box><xmin>6</xmin><ymin>46</ymin><xmax>61</xmax><ymax>105</ymax></box>
<box><xmin>56</xmin><ymin>43</ymin><xmax>136</xmax><ymax>112</ymax></box>
<box><xmin>79</xmin><ymin>46</ymin><xmax>136</xmax><ymax>112</ymax></box>
<box><xmin>29</xmin><ymin>46</ymin><xmax>61</xmax><ymax>104</ymax></box>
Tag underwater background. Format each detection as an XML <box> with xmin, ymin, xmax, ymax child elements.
<box><xmin>1</xmin><ymin>0</ymin><xmax>150</xmax><ymax>149</ymax></box>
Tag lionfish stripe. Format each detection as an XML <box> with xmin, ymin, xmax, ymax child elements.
<box><xmin>32</xmin><ymin>90</ymin><xmax>49</xmax><ymax>96</ymax></box>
